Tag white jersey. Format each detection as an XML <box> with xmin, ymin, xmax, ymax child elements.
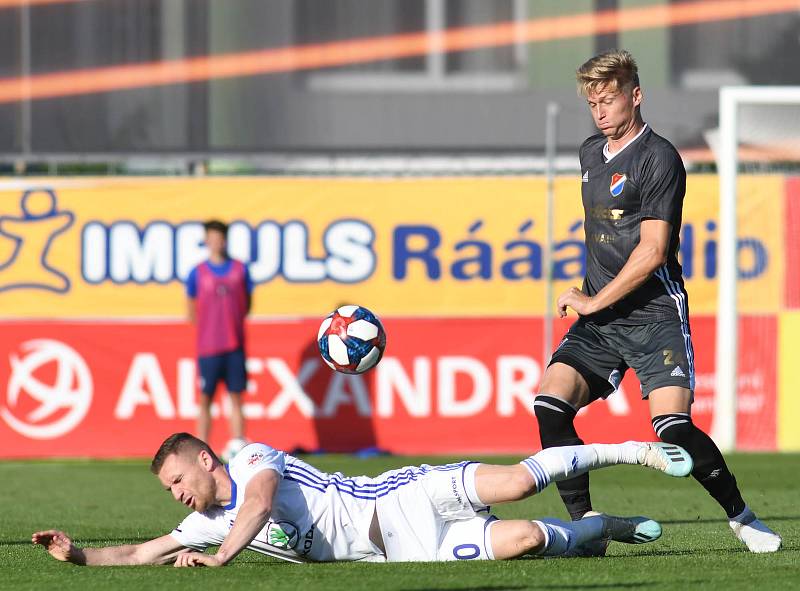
<box><xmin>169</xmin><ymin>443</ymin><xmax>384</xmax><ymax>563</ymax></box>
<box><xmin>169</xmin><ymin>443</ymin><xmax>495</xmax><ymax>563</ymax></box>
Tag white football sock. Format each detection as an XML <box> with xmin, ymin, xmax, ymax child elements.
<box><xmin>729</xmin><ymin>506</ymin><xmax>782</xmax><ymax>553</ymax></box>
<box><xmin>462</xmin><ymin>462</ymin><xmax>485</xmax><ymax>507</ymax></box>
<box><xmin>521</xmin><ymin>442</ymin><xmax>642</xmax><ymax>491</ymax></box>
<box><xmin>533</xmin><ymin>517</ymin><xmax>606</xmax><ymax>557</ymax></box>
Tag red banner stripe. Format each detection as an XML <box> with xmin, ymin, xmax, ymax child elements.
<box><xmin>0</xmin><ymin>317</ymin><xmax>776</xmax><ymax>457</ymax></box>
<box><xmin>785</xmin><ymin>177</ymin><xmax>800</xmax><ymax>309</ymax></box>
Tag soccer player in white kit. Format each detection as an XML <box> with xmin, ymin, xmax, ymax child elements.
<box><xmin>33</xmin><ymin>433</ymin><xmax>693</xmax><ymax>566</ymax></box>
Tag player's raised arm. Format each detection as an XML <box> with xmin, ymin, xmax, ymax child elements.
<box><xmin>187</xmin><ymin>296</ymin><xmax>197</xmax><ymax>324</ymax></box>
<box><xmin>32</xmin><ymin>530</ymin><xmax>190</xmax><ymax>566</ymax></box>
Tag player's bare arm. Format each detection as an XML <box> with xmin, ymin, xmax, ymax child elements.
<box><xmin>32</xmin><ymin>530</ymin><xmax>189</xmax><ymax>566</ymax></box>
<box><xmin>175</xmin><ymin>468</ymin><xmax>280</xmax><ymax>567</ymax></box>
<box><xmin>187</xmin><ymin>296</ymin><xmax>196</xmax><ymax>324</ymax></box>
<box><xmin>557</xmin><ymin>218</ymin><xmax>671</xmax><ymax>317</ymax></box>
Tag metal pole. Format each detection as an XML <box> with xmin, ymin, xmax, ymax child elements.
<box><xmin>543</xmin><ymin>102</ymin><xmax>559</xmax><ymax>365</ymax></box>
<box><xmin>427</xmin><ymin>0</ymin><xmax>445</xmax><ymax>82</ymax></box>
<box><xmin>19</xmin><ymin>0</ymin><xmax>32</xmax><ymax>169</ymax></box>
<box><xmin>712</xmin><ymin>87</ymin><xmax>738</xmax><ymax>452</ymax></box>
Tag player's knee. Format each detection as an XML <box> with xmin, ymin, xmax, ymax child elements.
<box><xmin>520</xmin><ymin>521</ymin><xmax>546</xmax><ymax>554</ymax></box>
<box><xmin>510</xmin><ymin>466</ymin><xmax>537</xmax><ymax>498</ymax></box>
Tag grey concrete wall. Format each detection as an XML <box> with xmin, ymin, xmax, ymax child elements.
<box><xmin>0</xmin><ymin>1</ymin><xmax>796</xmax><ymax>156</ymax></box>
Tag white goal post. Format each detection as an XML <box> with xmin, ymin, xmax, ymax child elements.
<box><xmin>713</xmin><ymin>86</ymin><xmax>800</xmax><ymax>452</ymax></box>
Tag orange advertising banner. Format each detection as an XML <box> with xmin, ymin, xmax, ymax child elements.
<box><xmin>0</xmin><ymin>175</ymin><xmax>785</xmax><ymax>319</ymax></box>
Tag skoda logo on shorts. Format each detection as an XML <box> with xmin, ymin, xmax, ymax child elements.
<box><xmin>267</xmin><ymin>520</ymin><xmax>300</xmax><ymax>550</ymax></box>
<box><xmin>1</xmin><ymin>339</ymin><xmax>93</xmax><ymax>439</ymax></box>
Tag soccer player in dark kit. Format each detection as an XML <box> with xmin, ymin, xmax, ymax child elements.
<box><xmin>534</xmin><ymin>50</ymin><xmax>780</xmax><ymax>554</ymax></box>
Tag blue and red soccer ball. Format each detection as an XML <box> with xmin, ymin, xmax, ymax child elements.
<box><xmin>317</xmin><ymin>305</ymin><xmax>386</xmax><ymax>374</ymax></box>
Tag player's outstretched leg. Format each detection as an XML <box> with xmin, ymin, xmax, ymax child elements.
<box><xmin>488</xmin><ymin>514</ymin><xmax>662</xmax><ymax>560</ymax></box>
<box><xmin>472</xmin><ymin>441</ymin><xmax>692</xmax><ymax>509</ymax></box>
<box><xmin>519</xmin><ymin>441</ymin><xmax>693</xmax><ymax>494</ymax></box>
<box><xmin>535</xmin><ymin>510</ymin><xmax>662</xmax><ymax>559</ymax></box>
<box><xmin>653</xmin><ymin>414</ymin><xmax>782</xmax><ymax>553</ymax></box>
<box><xmin>531</xmin><ymin>514</ymin><xmax>662</xmax><ymax>558</ymax></box>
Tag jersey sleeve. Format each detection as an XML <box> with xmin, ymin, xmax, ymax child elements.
<box><xmin>229</xmin><ymin>443</ymin><xmax>286</xmax><ymax>484</ymax></box>
<box><xmin>638</xmin><ymin>148</ymin><xmax>686</xmax><ymax>224</ymax></box>
<box><xmin>186</xmin><ymin>266</ymin><xmax>198</xmax><ymax>298</ymax></box>
<box><xmin>169</xmin><ymin>511</ymin><xmax>222</xmax><ymax>551</ymax></box>
<box><xmin>578</xmin><ymin>137</ymin><xmax>591</xmax><ymax>167</ymax></box>
<box><xmin>243</xmin><ymin>264</ymin><xmax>254</xmax><ymax>294</ymax></box>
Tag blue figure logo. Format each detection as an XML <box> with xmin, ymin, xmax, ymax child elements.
<box><xmin>0</xmin><ymin>188</ymin><xmax>74</xmax><ymax>293</ymax></box>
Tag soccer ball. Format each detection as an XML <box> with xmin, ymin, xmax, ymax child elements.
<box><xmin>317</xmin><ymin>305</ymin><xmax>386</xmax><ymax>374</ymax></box>
<box><xmin>221</xmin><ymin>437</ymin><xmax>248</xmax><ymax>463</ymax></box>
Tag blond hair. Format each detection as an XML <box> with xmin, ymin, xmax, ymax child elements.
<box><xmin>150</xmin><ymin>432</ymin><xmax>220</xmax><ymax>474</ymax></box>
<box><xmin>576</xmin><ymin>50</ymin><xmax>640</xmax><ymax>96</ymax></box>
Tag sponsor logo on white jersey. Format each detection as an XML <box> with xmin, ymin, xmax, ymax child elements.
<box><xmin>248</xmin><ymin>450</ymin><xmax>266</xmax><ymax>466</ymax></box>
<box><xmin>267</xmin><ymin>521</ymin><xmax>300</xmax><ymax>550</ymax></box>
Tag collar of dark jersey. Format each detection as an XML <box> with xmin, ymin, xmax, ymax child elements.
<box><xmin>223</xmin><ymin>464</ymin><xmax>238</xmax><ymax>510</ymax></box>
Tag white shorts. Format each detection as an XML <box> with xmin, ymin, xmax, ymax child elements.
<box><xmin>436</xmin><ymin>513</ymin><xmax>498</xmax><ymax>561</ymax></box>
<box><xmin>375</xmin><ymin>461</ymin><xmax>497</xmax><ymax>562</ymax></box>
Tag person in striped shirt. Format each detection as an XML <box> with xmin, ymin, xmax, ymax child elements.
<box><xmin>33</xmin><ymin>432</ymin><xmax>692</xmax><ymax>566</ymax></box>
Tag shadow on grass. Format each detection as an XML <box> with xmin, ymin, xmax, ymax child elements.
<box><xmin>3</xmin><ymin>537</ymin><xmax>158</xmax><ymax>546</ymax></box>
<box><xmin>660</xmin><ymin>515</ymin><xmax>799</xmax><ymax>525</ymax></box>
<box><xmin>398</xmin><ymin>588</ymin><xmax>528</xmax><ymax>591</ymax></box>
<box><xmin>607</xmin><ymin>546</ymin><xmax>797</xmax><ymax>558</ymax></box>
<box><xmin>399</xmin><ymin>585</ymin><xmax>652</xmax><ymax>590</ymax></box>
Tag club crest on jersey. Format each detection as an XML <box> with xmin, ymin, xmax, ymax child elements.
<box><xmin>610</xmin><ymin>173</ymin><xmax>627</xmax><ymax>197</ymax></box>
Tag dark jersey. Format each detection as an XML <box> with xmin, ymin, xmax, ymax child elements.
<box><xmin>579</xmin><ymin>125</ymin><xmax>689</xmax><ymax>325</ymax></box>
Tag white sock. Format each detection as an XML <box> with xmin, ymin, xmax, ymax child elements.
<box><xmin>462</xmin><ymin>462</ymin><xmax>486</xmax><ymax>507</ymax></box>
<box><xmin>594</xmin><ymin>441</ymin><xmax>642</xmax><ymax>465</ymax></box>
<box><xmin>521</xmin><ymin>442</ymin><xmax>640</xmax><ymax>491</ymax></box>
<box><xmin>534</xmin><ymin>517</ymin><xmax>605</xmax><ymax>556</ymax></box>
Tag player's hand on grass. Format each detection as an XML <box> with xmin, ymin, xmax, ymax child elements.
<box><xmin>173</xmin><ymin>551</ymin><xmax>224</xmax><ymax>568</ymax></box>
<box><xmin>32</xmin><ymin>530</ymin><xmax>81</xmax><ymax>563</ymax></box>
<box><xmin>557</xmin><ymin>287</ymin><xmax>596</xmax><ymax>317</ymax></box>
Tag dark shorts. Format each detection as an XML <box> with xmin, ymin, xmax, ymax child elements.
<box><xmin>198</xmin><ymin>348</ymin><xmax>247</xmax><ymax>396</ymax></box>
<box><xmin>549</xmin><ymin>318</ymin><xmax>695</xmax><ymax>400</ymax></box>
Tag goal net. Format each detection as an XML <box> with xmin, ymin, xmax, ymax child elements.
<box><xmin>709</xmin><ymin>86</ymin><xmax>800</xmax><ymax>452</ymax></box>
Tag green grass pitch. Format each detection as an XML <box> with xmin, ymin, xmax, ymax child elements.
<box><xmin>1</xmin><ymin>453</ymin><xmax>797</xmax><ymax>591</ymax></box>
